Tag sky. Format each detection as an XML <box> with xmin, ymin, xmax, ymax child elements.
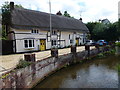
<box><xmin>0</xmin><ymin>0</ymin><xmax>120</xmax><ymax>23</ymax></box>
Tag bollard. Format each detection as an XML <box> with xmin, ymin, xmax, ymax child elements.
<box><xmin>51</xmin><ymin>48</ymin><xmax>58</xmax><ymax>58</ymax></box>
<box><xmin>85</xmin><ymin>45</ymin><xmax>90</xmax><ymax>57</ymax></box>
<box><xmin>71</xmin><ymin>45</ymin><xmax>77</xmax><ymax>62</ymax></box>
<box><xmin>24</xmin><ymin>53</ymin><xmax>36</xmax><ymax>62</ymax></box>
<box><xmin>85</xmin><ymin>45</ymin><xmax>90</xmax><ymax>51</ymax></box>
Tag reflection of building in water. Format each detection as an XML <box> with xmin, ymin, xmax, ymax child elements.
<box><xmin>118</xmin><ymin>1</ymin><xmax>120</xmax><ymax>19</ymax></box>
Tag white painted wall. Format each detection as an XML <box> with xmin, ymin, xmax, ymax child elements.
<box><xmin>61</xmin><ymin>31</ymin><xmax>72</xmax><ymax>47</ymax></box>
<box><xmin>9</xmin><ymin>28</ymin><xmax>87</xmax><ymax>53</ymax></box>
<box><xmin>10</xmin><ymin>29</ymin><xmax>50</xmax><ymax>52</ymax></box>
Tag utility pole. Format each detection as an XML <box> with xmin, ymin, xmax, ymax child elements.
<box><xmin>49</xmin><ymin>0</ymin><xmax>52</xmax><ymax>48</ymax></box>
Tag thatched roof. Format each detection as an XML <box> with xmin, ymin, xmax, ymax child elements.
<box><xmin>11</xmin><ymin>8</ymin><xmax>89</xmax><ymax>33</ymax></box>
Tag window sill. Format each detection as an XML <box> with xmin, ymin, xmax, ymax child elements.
<box><xmin>24</xmin><ymin>47</ymin><xmax>35</xmax><ymax>50</ymax></box>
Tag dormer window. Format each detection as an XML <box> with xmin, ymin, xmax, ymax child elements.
<box><xmin>31</xmin><ymin>29</ymin><xmax>39</xmax><ymax>34</ymax></box>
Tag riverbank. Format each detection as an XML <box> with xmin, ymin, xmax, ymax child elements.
<box><xmin>0</xmin><ymin>45</ymin><xmax>113</xmax><ymax>88</ymax></box>
<box><xmin>34</xmin><ymin>55</ymin><xmax>119</xmax><ymax>88</ymax></box>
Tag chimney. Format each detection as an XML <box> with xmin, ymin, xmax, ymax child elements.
<box><xmin>79</xmin><ymin>18</ymin><xmax>82</xmax><ymax>21</ymax></box>
<box><xmin>10</xmin><ymin>2</ymin><xmax>14</xmax><ymax>11</ymax></box>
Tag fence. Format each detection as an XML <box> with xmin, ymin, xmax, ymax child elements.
<box><xmin>1</xmin><ymin>40</ymin><xmax>15</xmax><ymax>55</ymax></box>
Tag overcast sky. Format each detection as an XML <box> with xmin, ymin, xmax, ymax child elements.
<box><xmin>0</xmin><ymin>0</ymin><xmax>120</xmax><ymax>23</ymax></box>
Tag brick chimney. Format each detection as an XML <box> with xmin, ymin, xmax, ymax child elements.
<box><xmin>10</xmin><ymin>2</ymin><xmax>14</xmax><ymax>11</ymax></box>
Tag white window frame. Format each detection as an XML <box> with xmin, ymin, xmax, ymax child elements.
<box><xmin>52</xmin><ymin>40</ymin><xmax>57</xmax><ymax>46</ymax></box>
<box><xmin>52</xmin><ymin>30</ymin><xmax>57</xmax><ymax>35</ymax></box>
<box><xmin>24</xmin><ymin>39</ymin><xmax>34</xmax><ymax>48</ymax></box>
<box><xmin>31</xmin><ymin>29</ymin><xmax>39</xmax><ymax>34</ymax></box>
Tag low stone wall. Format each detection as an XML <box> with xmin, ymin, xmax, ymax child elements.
<box><xmin>0</xmin><ymin>46</ymin><xmax>112</xmax><ymax>89</ymax></box>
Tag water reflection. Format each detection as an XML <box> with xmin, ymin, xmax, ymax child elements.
<box><xmin>34</xmin><ymin>55</ymin><xmax>119</xmax><ymax>88</ymax></box>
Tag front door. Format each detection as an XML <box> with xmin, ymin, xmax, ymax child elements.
<box><xmin>76</xmin><ymin>39</ymin><xmax>79</xmax><ymax>46</ymax></box>
<box><xmin>40</xmin><ymin>39</ymin><xmax>46</xmax><ymax>51</ymax></box>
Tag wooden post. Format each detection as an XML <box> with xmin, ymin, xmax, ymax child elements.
<box><xmin>51</xmin><ymin>48</ymin><xmax>58</xmax><ymax>58</ymax></box>
<box><xmin>71</xmin><ymin>45</ymin><xmax>76</xmax><ymax>54</ymax></box>
<box><xmin>85</xmin><ymin>45</ymin><xmax>90</xmax><ymax>57</ymax></box>
<box><xmin>24</xmin><ymin>53</ymin><xmax>36</xmax><ymax>62</ymax></box>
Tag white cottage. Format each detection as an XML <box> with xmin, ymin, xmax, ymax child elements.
<box><xmin>7</xmin><ymin>2</ymin><xmax>89</xmax><ymax>53</ymax></box>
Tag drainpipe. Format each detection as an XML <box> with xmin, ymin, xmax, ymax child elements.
<box><xmin>72</xmin><ymin>32</ymin><xmax>76</xmax><ymax>46</ymax></box>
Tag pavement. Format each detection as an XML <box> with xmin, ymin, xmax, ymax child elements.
<box><xmin>0</xmin><ymin>46</ymin><xmax>95</xmax><ymax>75</ymax></box>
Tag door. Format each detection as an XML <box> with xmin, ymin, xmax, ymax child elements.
<box><xmin>76</xmin><ymin>39</ymin><xmax>79</xmax><ymax>46</ymax></box>
<box><xmin>40</xmin><ymin>39</ymin><xmax>46</xmax><ymax>51</ymax></box>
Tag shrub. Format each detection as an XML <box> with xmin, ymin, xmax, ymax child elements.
<box><xmin>115</xmin><ymin>42</ymin><xmax>120</xmax><ymax>47</ymax></box>
<box><xmin>97</xmin><ymin>53</ymin><xmax>105</xmax><ymax>58</ymax></box>
<box><xmin>16</xmin><ymin>59</ymin><xmax>32</xmax><ymax>69</ymax></box>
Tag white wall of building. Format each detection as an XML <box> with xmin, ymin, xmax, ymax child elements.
<box><xmin>61</xmin><ymin>31</ymin><xmax>72</xmax><ymax>47</ymax></box>
<box><xmin>10</xmin><ymin>29</ymin><xmax>50</xmax><ymax>52</ymax></box>
<box><xmin>9</xmin><ymin>28</ymin><xmax>87</xmax><ymax>53</ymax></box>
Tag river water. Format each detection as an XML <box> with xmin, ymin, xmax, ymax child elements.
<box><xmin>34</xmin><ymin>55</ymin><xmax>120</xmax><ymax>88</ymax></box>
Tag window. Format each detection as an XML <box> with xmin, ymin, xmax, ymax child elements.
<box><xmin>31</xmin><ymin>29</ymin><xmax>39</xmax><ymax>34</ymax></box>
<box><xmin>70</xmin><ymin>40</ymin><xmax>73</xmax><ymax>44</ymax></box>
<box><xmin>52</xmin><ymin>40</ymin><xmax>57</xmax><ymax>46</ymax></box>
<box><xmin>69</xmin><ymin>34</ymin><xmax>70</xmax><ymax>39</ymax></box>
<box><xmin>24</xmin><ymin>39</ymin><xmax>34</xmax><ymax>48</ymax></box>
<box><xmin>52</xmin><ymin>30</ymin><xmax>57</xmax><ymax>35</ymax></box>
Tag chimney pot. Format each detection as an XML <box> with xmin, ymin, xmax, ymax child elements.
<box><xmin>10</xmin><ymin>2</ymin><xmax>14</xmax><ymax>11</ymax></box>
<box><xmin>79</xmin><ymin>18</ymin><xmax>82</xmax><ymax>21</ymax></box>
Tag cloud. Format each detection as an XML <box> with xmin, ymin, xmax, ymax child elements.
<box><xmin>0</xmin><ymin>0</ymin><xmax>119</xmax><ymax>23</ymax></box>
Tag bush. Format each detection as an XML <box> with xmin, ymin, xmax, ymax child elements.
<box><xmin>97</xmin><ymin>53</ymin><xmax>105</xmax><ymax>58</ymax></box>
<box><xmin>115</xmin><ymin>42</ymin><xmax>120</xmax><ymax>47</ymax></box>
<box><xmin>16</xmin><ymin>59</ymin><xmax>32</xmax><ymax>69</ymax></box>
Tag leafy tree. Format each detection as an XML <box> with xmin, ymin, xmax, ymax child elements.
<box><xmin>86</xmin><ymin>22</ymin><xmax>98</xmax><ymax>40</ymax></box>
<box><xmin>104</xmin><ymin>23</ymin><xmax>118</xmax><ymax>41</ymax></box>
<box><xmin>86</xmin><ymin>21</ymin><xmax>118</xmax><ymax>42</ymax></box>
<box><xmin>118</xmin><ymin>19</ymin><xmax>120</xmax><ymax>40</ymax></box>
<box><xmin>1</xmin><ymin>2</ymin><xmax>23</xmax><ymax>40</ymax></box>
<box><xmin>63</xmin><ymin>11</ymin><xmax>75</xmax><ymax>18</ymax></box>
<box><xmin>2</xmin><ymin>2</ymin><xmax>10</xmax><ymax>26</ymax></box>
<box><xmin>64</xmin><ymin>11</ymin><xmax>70</xmax><ymax>17</ymax></box>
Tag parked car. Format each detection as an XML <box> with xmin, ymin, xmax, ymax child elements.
<box><xmin>85</xmin><ymin>40</ymin><xmax>96</xmax><ymax>46</ymax></box>
<box><xmin>96</xmin><ymin>40</ymin><xmax>108</xmax><ymax>46</ymax></box>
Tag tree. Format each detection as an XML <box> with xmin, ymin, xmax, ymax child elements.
<box><xmin>118</xmin><ymin>19</ymin><xmax>120</xmax><ymax>40</ymax></box>
<box><xmin>86</xmin><ymin>22</ymin><xmax>98</xmax><ymax>40</ymax></box>
<box><xmin>63</xmin><ymin>11</ymin><xmax>75</xmax><ymax>18</ymax></box>
<box><xmin>64</xmin><ymin>11</ymin><xmax>70</xmax><ymax>17</ymax></box>
<box><xmin>86</xmin><ymin>21</ymin><xmax>118</xmax><ymax>42</ymax></box>
<box><xmin>1</xmin><ymin>2</ymin><xmax>23</xmax><ymax>40</ymax></box>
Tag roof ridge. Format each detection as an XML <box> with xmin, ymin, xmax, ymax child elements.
<box><xmin>14</xmin><ymin>7</ymin><xmax>80</xmax><ymax>21</ymax></box>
